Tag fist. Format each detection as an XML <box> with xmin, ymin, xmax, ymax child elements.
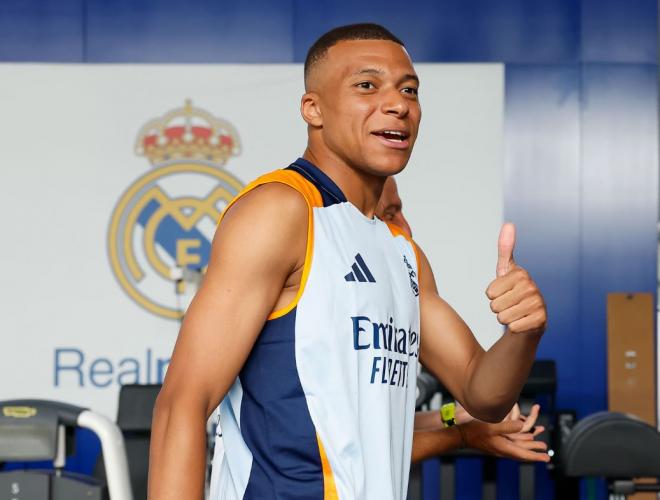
<box><xmin>486</xmin><ymin>223</ymin><xmax>546</xmax><ymax>335</ymax></box>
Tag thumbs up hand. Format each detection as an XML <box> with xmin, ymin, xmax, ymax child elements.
<box><xmin>486</xmin><ymin>223</ymin><xmax>547</xmax><ymax>335</ymax></box>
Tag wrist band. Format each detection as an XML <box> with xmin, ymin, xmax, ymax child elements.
<box><xmin>440</xmin><ymin>402</ymin><xmax>456</xmax><ymax>428</ymax></box>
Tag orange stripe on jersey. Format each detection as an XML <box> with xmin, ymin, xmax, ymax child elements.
<box><xmin>386</xmin><ymin>222</ymin><xmax>421</xmax><ymax>274</ymax></box>
<box><xmin>316</xmin><ymin>434</ymin><xmax>339</xmax><ymax>500</ymax></box>
<box><xmin>216</xmin><ymin>169</ymin><xmax>322</xmax><ymax>320</ymax></box>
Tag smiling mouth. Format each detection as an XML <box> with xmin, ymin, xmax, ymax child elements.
<box><xmin>371</xmin><ymin>129</ymin><xmax>411</xmax><ymax>150</ymax></box>
<box><xmin>371</xmin><ymin>130</ymin><xmax>410</xmax><ymax>142</ymax></box>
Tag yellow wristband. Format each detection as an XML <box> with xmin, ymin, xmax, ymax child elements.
<box><xmin>441</xmin><ymin>402</ymin><xmax>456</xmax><ymax>427</ymax></box>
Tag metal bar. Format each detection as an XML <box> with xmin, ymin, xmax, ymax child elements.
<box><xmin>77</xmin><ymin>410</ymin><xmax>133</xmax><ymax>500</ymax></box>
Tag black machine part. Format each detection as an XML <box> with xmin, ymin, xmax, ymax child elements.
<box><xmin>116</xmin><ymin>385</ymin><xmax>160</xmax><ymax>432</ymax></box>
<box><xmin>0</xmin><ymin>470</ymin><xmax>108</xmax><ymax>500</ymax></box>
<box><xmin>96</xmin><ymin>384</ymin><xmax>162</xmax><ymax>500</ymax></box>
<box><xmin>562</xmin><ymin>411</ymin><xmax>660</xmax><ymax>479</ymax></box>
<box><xmin>415</xmin><ymin>371</ymin><xmax>440</xmax><ymax>409</ymax></box>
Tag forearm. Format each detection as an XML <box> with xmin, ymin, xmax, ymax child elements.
<box><xmin>414</xmin><ymin>404</ymin><xmax>473</xmax><ymax>433</ymax></box>
<box><xmin>148</xmin><ymin>398</ymin><xmax>208</xmax><ymax>499</ymax></box>
<box><xmin>463</xmin><ymin>330</ymin><xmax>541</xmax><ymax>422</ymax></box>
<box><xmin>414</xmin><ymin>410</ymin><xmax>443</xmax><ymax>431</ymax></box>
<box><xmin>411</xmin><ymin>427</ymin><xmax>463</xmax><ymax>463</ymax></box>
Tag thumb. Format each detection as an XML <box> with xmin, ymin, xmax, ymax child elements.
<box><xmin>496</xmin><ymin>222</ymin><xmax>516</xmax><ymax>277</ymax></box>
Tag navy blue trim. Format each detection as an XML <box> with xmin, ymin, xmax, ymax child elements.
<box><xmin>239</xmin><ymin>308</ymin><xmax>323</xmax><ymax>499</ymax></box>
<box><xmin>286</xmin><ymin>157</ymin><xmax>347</xmax><ymax>207</ymax></box>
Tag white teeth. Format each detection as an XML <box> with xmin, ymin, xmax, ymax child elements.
<box><xmin>374</xmin><ymin>130</ymin><xmax>408</xmax><ymax>142</ymax></box>
<box><xmin>378</xmin><ymin>130</ymin><xmax>407</xmax><ymax>140</ymax></box>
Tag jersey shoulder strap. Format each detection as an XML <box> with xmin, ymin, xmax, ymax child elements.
<box><xmin>220</xmin><ymin>169</ymin><xmax>323</xmax><ymax>220</ymax></box>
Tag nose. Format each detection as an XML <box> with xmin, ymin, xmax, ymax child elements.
<box><xmin>381</xmin><ymin>87</ymin><xmax>409</xmax><ymax>118</ymax></box>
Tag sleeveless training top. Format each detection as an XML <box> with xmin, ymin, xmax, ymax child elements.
<box><xmin>211</xmin><ymin>158</ymin><xmax>421</xmax><ymax>500</ymax></box>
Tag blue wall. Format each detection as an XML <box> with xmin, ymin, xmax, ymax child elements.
<box><xmin>1</xmin><ymin>1</ymin><xmax>657</xmax><ymax>499</ymax></box>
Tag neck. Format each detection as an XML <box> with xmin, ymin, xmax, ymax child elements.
<box><xmin>302</xmin><ymin>146</ymin><xmax>385</xmax><ymax>218</ymax></box>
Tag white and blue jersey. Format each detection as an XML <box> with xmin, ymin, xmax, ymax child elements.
<box><xmin>211</xmin><ymin>158</ymin><xmax>421</xmax><ymax>500</ymax></box>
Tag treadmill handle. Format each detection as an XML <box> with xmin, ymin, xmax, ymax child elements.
<box><xmin>77</xmin><ymin>410</ymin><xmax>134</xmax><ymax>500</ymax></box>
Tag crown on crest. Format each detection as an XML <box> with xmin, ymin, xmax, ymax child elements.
<box><xmin>135</xmin><ymin>99</ymin><xmax>241</xmax><ymax>166</ymax></box>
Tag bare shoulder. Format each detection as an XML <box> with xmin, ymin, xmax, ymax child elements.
<box><xmin>219</xmin><ymin>181</ymin><xmax>309</xmax><ymax>234</ymax></box>
<box><xmin>206</xmin><ymin>181</ymin><xmax>309</xmax><ymax>282</ymax></box>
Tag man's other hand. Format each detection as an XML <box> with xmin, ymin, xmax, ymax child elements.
<box><xmin>486</xmin><ymin>223</ymin><xmax>547</xmax><ymax>335</ymax></box>
<box><xmin>461</xmin><ymin>415</ymin><xmax>550</xmax><ymax>463</ymax></box>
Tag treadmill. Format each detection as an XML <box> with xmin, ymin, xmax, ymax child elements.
<box><xmin>0</xmin><ymin>399</ymin><xmax>133</xmax><ymax>500</ymax></box>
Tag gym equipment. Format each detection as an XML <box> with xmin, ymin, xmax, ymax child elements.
<box><xmin>0</xmin><ymin>399</ymin><xmax>133</xmax><ymax>500</ymax></box>
<box><xmin>561</xmin><ymin>411</ymin><xmax>660</xmax><ymax>499</ymax></box>
<box><xmin>415</xmin><ymin>370</ymin><xmax>441</xmax><ymax>409</ymax></box>
<box><xmin>95</xmin><ymin>384</ymin><xmax>160</xmax><ymax>500</ymax></box>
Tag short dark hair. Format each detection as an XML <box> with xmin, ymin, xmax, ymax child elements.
<box><xmin>304</xmin><ymin>23</ymin><xmax>404</xmax><ymax>84</ymax></box>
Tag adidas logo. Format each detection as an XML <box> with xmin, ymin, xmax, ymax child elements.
<box><xmin>344</xmin><ymin>253</ymin><xmax>376</xmax><ymax>283</ymax></box>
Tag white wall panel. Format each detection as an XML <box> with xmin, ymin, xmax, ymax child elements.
<box><xmin>0</xmin><ymin>63</ymin><xmax>503</xmax><ymax>417</ymax></box>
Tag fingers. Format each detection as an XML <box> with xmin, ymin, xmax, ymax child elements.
<box><xmin>531</xmin><ymin>425</ymin><xmax>545</xmax><ymax>437</ymax></box>
<box><xmin>489</xmin><ymin>279</ymin><xmax>539</xmax><ymax>313</ymax></box>
<box><xmin>515</xmin><ymin>440</ymin><xmax>548</xmax><ymax>452</ymax></box>
<box><xmin>506</xmin><ymin>426</ymin><xmax>546</xmax><ymax>442</ymax></box>
<box><xmin>492</xmin><ymin>437</ymin><xmax>550</xmax><ymax>463</ymax></box>
<box><xmin>508</xmin><ymin>310</ymin><xmax>547</xmax><ymax>334</ymax></box>
<box><xmin>496</xmin><ymin>223</ymin><xmax>516</xmax><ymax>277</ymax></box>
<box><xmin>520</xmin><ymin>404</ymin><xmax>540</xmax><ymax>433</ymax></box>
<box><xmin>486</xmin><ymin>268</ymin><xmax>547</xmax><ymax>333</ymax></box>
<box><xmin>498</xmin><ymin>439</ymin><xmax>550</xmax><ymax>463</ymax></box>
<box><xmin>507</xmin><ymin>432</ymin><xmax>535</xmax><ymax>441</ymax></box>
<box><xmin>486</xmin><ymin>268</ymin><xmax>534</xmax><ymax>302</ymax></box>
<box><xmin>494</xmin><ymin>296</ymin><xmax>544</xmax><ymax>326</ymax></box>
<box><xmin>505</xmin><ymin>403</ymin><xmax>521</xmax><ymax>422</ymax></box>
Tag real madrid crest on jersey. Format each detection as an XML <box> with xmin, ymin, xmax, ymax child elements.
<box><xmin>108</xmin><ymin>100</ymin><xmax>244</xmax><ymax>320</ymax></box>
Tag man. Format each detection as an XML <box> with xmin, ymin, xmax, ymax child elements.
<box><xmin>149</xmin><ymin>24</ymin><xmax>546</xmax><ymax>500</ymax></box>
<box><xmin>205</xmin><ymin>177</ymin><xmax>547</xmax><ymax>497</ymax></box>
<box><xmin>377</xmin><ymin>176</ymin><xmax>549</xmax><ymax>464</ymax></box>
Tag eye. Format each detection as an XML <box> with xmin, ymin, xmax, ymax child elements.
<box><xmin>402</xmin><ymin>87</ymin><xmax>419</xmax><ymax>96</ymax></box>
<box><xmin>356</xmin><ymin>81</ymin><xmax>376</xmax><ymax>90</ymax></box>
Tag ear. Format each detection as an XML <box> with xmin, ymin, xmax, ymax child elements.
<box><xmin>300</xmin><ymin>92</ymin><xmax>323</xmax><ymax>127</ymax></box>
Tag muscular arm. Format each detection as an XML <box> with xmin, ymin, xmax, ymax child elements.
<box><xmin>417</xmin><ymin>227</ymin><xmax>546</xmax><ymax>422</ymax></box>
<box><xmin>148</xmin><ymin>183</ymin><xmax>308</xmax><ymax>500</ymax></box>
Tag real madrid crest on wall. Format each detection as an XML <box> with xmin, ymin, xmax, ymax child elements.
<box><xmin>108</xmin><ymin>100</ymin><xmax>244</xmax><ymax>320</ymax></box>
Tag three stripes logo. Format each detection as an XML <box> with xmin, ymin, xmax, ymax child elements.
<box><xmin>344</xmin><ymin>253</ymin><xmax>376</xmax><ymax>283</ymax></box>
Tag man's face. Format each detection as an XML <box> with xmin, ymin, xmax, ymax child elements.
<box><xmin>376</xmin><ymin>177</ymin><xmax>412</xmax><ymax>237</ymax></box>
<box><xmin>311</xmin><ymin>39</ymin><xmax>421</xmax><ymax>177</ymax></box>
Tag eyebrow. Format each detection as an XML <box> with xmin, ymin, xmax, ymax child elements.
<box><xmin>351</xmin><ymin>68</ymin><xmax>385</xmax><ymax>77</ymax></box>
<box><xmin>400</xmin><ymin>73</ymin><xmax>419</xmax><ymax>85</ymax></box>
<box><xmin>351</xmin><ymin>68</ymin><xmax>419</xmax><ymax>85</ymax></box>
